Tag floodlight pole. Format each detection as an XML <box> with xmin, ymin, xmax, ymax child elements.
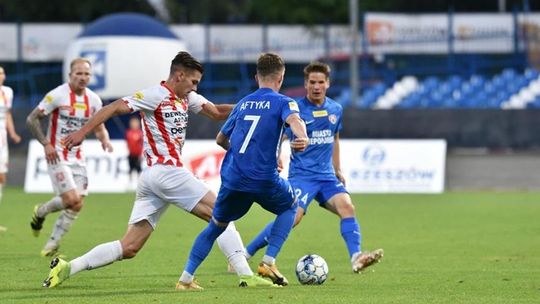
<box><xmin>349</xmin><ymin>0</ymin><xmax>359</xmax><ymax>106</ymax></box>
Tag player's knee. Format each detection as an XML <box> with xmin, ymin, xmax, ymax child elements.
<box><xmin>0</xmin><ymin>174</ymin><xmax>6</xmax><ymax>184</ymax></box>
<box><xmin>63</xmin><ymin>195</ymin><xmax>83</xmax><ymax>211</ymax></box>
<box><xmin>338</xmin><ymin>202</ymin><xmax>356</xmax><ymax>218</ymax></box>
<box><xmin>343</xmin><ymin>204</ymin><xmax>355</xmax><ymax>217</ymax></box>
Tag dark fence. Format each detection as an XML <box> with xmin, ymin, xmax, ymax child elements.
<box><xmin>339</xmin><ymin>109</ymin><xmax>540</xmax><ymax>148</ymax></box>
<box><xmin>12</xmin><ymin>108</ymin><xmax>540</xmax><ymax>149</ymax></box>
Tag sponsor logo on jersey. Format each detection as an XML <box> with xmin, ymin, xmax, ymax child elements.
<box><xmin>46</xmin><ymin>95</ymin><xmax>53</xmax><ymax>104</ymax></box>
<box><xmin>288</xmin><ymin>101</ymin><xmax>299</xmax><ymax>112</ymax></box>
<box><xmin>170</xmin><ymin>127</ymin><xmax>185</xmax><ymax>135</ymax></box>
<box><xmin>328</xmin><ymin>114</ymin><xmax>337</xmax><ymax>124</ymax></box>
<box><xmin>134</xmin><ymin>91</ymin><xmax>144</xmax><ymax>100</ymax></box>
<box><xmin>175</xmin><ymin>98</ymin><xmax>185</xmax><ymax>107</ymax></box>
<box><xmin>73</xmin><ymin>103</ymin><xmax>88</xmax><ymax>110</ymax></box>
<box><xmin>312</xmin><ymin>110</ymin><xmax>328</xmax><ymax>117</ymax></box>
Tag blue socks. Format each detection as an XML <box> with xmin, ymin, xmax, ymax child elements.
<box><xmin>185</xmin><ymin>220</ymin><xmax>226</xmax><ymax>275</ymax></box>
<box><xmin>265</xmin><ymin>207</ymin><xmax>296</xmax><ymax>259</ymax></box>
<box><xmin>340</xmin><ymin>217</ymin><xmax>361</xmax><ymax>257</ymax></box>
<box><xmin>249</xmin><ymin>216</ymin><xmax>362</xmax><ymax>259</ymax></box>
<box><xmin>246</xmin><ymin>222</ymin><xmax>274</xmax><ymax>257</ymax></box>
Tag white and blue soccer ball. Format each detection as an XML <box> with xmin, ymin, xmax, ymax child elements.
<box><xmin>295</xmin><ymin>254</ymin><xmax>329</xmax><ymax>285</ymax></box>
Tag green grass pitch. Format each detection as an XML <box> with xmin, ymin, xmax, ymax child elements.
<box><xmin>0</xmin><ymin>188</ymin><xmax>539</xmax><ymax>303</ymax></box>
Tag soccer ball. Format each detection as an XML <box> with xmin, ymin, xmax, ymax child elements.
<box><xmin>295</xmin><ymin>254</ymin><xmax>329</xmax><ymax>285</ymax></box>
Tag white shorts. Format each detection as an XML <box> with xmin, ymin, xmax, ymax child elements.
<box><xmin>128</xmin><ymin>165</ymin><xmax>210</xmax><ymax>229</ymax></box>
<box><xmin>0</xmin><ymin>142</ymin><xmax>8</xmax><ymax>174</ymax></box>
<box><xmin>47</xmin><ymin>161</ymin><xmax>89</xmax><ymax>196</ymax></box>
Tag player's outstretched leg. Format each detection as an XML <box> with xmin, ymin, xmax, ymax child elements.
<box><xmin>42</xmin><ymin>257</ymin><xmax>71</xmax><ymax>288</ymax></box>
<box><xmin>30</xmin><ymin>204</ymin><xmax>45</xmax><ymax>237</ymax></box>
<box><xmin>246</xmin><ymin>221</ymin><xmax>273</xmax><ymax>258</ymax></box>
<box><xmin>352</xmin><ymin>249</ymin><xmax>384</xmax><ymax>273</ymax></box>
<box><xmin>257</xmin><ymin>205</ymin><xmax>296</xmax><ymax>286</ymax></box>
<box><xmin>216</xmin><ymin>222</ymin><xmax>252</xmax><ymax>275</ymax></box>
<box><xmin>238</xmin><ymin>275</ymin><xmax>281</xmax><ymax>288</ymax></box>
<box><xmin>177</xmin><ymin>221</ymin><xmax>226</xmax><ymax>291</ymax></box>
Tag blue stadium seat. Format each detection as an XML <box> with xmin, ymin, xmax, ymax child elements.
<box><xmin>524</xmin><ymin>68</ymin><xmax>539</xmax><ymax>81</ymax></box>
<box><xmin>396</xmin><ymin>92</ymin><xmax>422</xmax><ymax>109</ymax></box>
<box><xmin>483</xmin><ymin>82</ymin><xmax>497</xmax><ymax>96</ymax></box>
<box><xmin>422</xmin><ymin>77</ymin><xmax>439</xmax><ymax>90</ymax></box>
<box><xmin>501</xmin><ymin>68</ymin><xmax>517</xmax><ymax>80</ymax></box>
<box><xmin>491</xmin><ymin>75</ymin><xmax>505</xmax><ymax>88</ymax></box>
<box><xmin>447</xmin><ymin>75</ymin><xmax>463</xmax><ymax>89</ymax></box>
<box><xmin>469</xmin><ymin>75</ymin><xmax>485</xmax><ymax>88</ymax></box>
<box><xmin>526</xmin><ymin>97</ymin><xmax>540</xmax><ymax>109</ymax></box>
<box><xmin>336</xmin><ymin>89</ymin><xmax>352</xmax><ymax>107</ymax></box>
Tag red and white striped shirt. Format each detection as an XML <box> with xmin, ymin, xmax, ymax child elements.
<box><xmin>38</xmin><ymin>83</ymin><xmax>103</xmax><ymax>163</ymax></box>
<box><xmin>0</xmin><ymin>85</ymin><xmax>13</xmax><ymax>146</ymax></box>
<box><xmin>123</xmin><ymin>82</ymin><xmax>208</xmax><ymax>167</ymax></box>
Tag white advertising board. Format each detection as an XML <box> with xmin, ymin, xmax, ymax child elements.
<box><xmin>279</xmin><ymin>139</ymin><xmax>446</xmax><ymax>193</ymax></box>
<box><xmin>24</xmin><ymin>139</ymin><xmax>228</xmax><ymax>193</ymax></box>
<box><xmin>25</xmin><ymin>139</ymin><xmax>446</xmax><ymax>194</ymax></box>
<box><xmin>339</xmin><ymin>139</ymin><xmax>446</xmax><ymax>193</ymax></box>
<box><xmin>25</xmin><ymin>140</ymin><xmax>131</xmax><ymax>193</ymax></box>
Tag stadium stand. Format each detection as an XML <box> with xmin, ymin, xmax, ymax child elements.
<box><xmin>346</xmin><ymin>68</ymin><xmax>540</xmax><ymax>109</ymax></box>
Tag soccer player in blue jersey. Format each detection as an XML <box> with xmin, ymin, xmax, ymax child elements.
<box><xmin>177</xmin><ymin>53</ymin><xmax>309</xmax><ymax>289</ymax></box>
<box><xmin>246</xmin><ymin>61</ymin><xmax>383</xmax><ymax>273</ymax></box>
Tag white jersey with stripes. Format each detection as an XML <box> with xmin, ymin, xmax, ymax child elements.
<box><xmin>122</xmin><ymin>82</ymin><xmax>208</xmax><ymax>167</ymax></box>
<box><xmin>0</xmin><ymin>85</ymin><xmax>13</xmax><ymax>147</ymax></box>
<box><xmin>37</xmin><ymin>83</ymin><xmax>103</xmax><ymax>163</ymax></box>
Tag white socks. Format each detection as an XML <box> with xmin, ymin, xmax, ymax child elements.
<box><xmin>179</xmin><ymin>271</ymin><xmax>194</xmax><ymax>284</ymax></box>
<box><xmin>351</xmin><ymin>251</ymin><xmax>362</xmax><ymax>264</ymax></box>
<box><xmin>216</xmin><ymin>222</ymin><xmax>253</xmax><ymax>276</ymax></box>
<box><xmin>37</xmin><ymin>196</ymin><xmax>64</xmax><ymax>218</ymax></box>
<box><xmin>70</xmin><ymin>240</ymin><xmax>123</xmax><ymax>276</ymax></box>
<box><xmin>262</xmin><ymin>255</ymin><xmax>275</xmax><ymax>266</ymax></box>
<box><xmin>44</xmin><ymin>209</ymin><xmax>78</xmax><ymax>251</ymax></box>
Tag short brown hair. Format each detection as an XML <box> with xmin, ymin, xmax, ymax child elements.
<box><xmin>70</xmin><ymin>58</ymin><xmax>91</xmax><ymax>71</ymax></box>
<box><xmin>304</xmin><ymin>61</ymin><xmax>330</xmax><ymax>80</ymax></box>
<box><xmin>256</xmin><ymin>53</ymin><xmax>285</xmax><ymax>80</ymax></box>
<box><xmin>171</xmin><ymin>51</ymin><xmax>204</xmax><ymax>75</ymax></box>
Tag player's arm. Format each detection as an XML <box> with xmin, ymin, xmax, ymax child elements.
<box><xmin>286</xmin><ymin>113</ymin><xmax>308</xmax><ymax>152</ymax></box>
<box><xmin>26</xmin><ymin>107</ymin><xmax>58</xmax><ymax>164</ymax></box>
<box><xmin>216</xmin><ymin>131</ymin><xmax>230</xmax><ymax>151</ymax></box>
<box><xmin>333</xmin><ymin>132</ymin><xmax>346</xmax><ymax>186</ymax></box>
<box><xmin>277</xmin><ymin>134</ymin><xmax>289</xmax><ymax>172</ymax></box>
<box><xmin>6</xmin><ymin>110</ymin><xmax>21</xmax><ymax>143</ymax></box>
<box><xmin>199</xmin><ymin>103</ymin><xmax>234</xmax><ymax>121</ymax></box>
<box><xmin>64</xmin><ymin>99</ymin><xmax>132</xmax><ymax>149</ymax></box>
<box><xmin>93</xmin><ymin>123</ymin><xmax>113</xmax><ymax>153</ymax></box>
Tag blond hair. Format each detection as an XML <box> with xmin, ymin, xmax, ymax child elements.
<box><xmin>70</xmin><ymin>58</ymin><xmax>92</xmax><ymax>72</ymax></box>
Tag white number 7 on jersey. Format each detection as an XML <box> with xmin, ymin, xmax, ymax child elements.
<box><xmin>239</xmin><ymin>115</ymin><xmax>260</xmax><ymax>154</ymax></box>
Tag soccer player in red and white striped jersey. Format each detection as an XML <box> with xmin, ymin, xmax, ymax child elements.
<box><xmin>27</xmin><ymin>58</ymin><xmax>113</xmax><ymax>257</ymax></box>
<box><xmin>41</xmin><ymin>52</ymin><xmax>255</xmax><ymax>289</ymax></box>
<box><xmin>0</xmin><ymin>65</ymin><xmax>22</xmax><ymax>232</ymax></box>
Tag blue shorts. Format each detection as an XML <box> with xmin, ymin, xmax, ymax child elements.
<box><xmin>212</xmin><ymin>177</ymin><xmax>297</xmax><ymax>222</ymax></box>
<box><xmin>290</xmin><ymin>176</ymin><xmax>348</xmax><ymax>213</ymax></box>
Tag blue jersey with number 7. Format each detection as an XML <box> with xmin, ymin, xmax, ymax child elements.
<box><xmin>220</xmin><ymin>87</ymin><xmax>300</xmax><ymax>192</ymax></box>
